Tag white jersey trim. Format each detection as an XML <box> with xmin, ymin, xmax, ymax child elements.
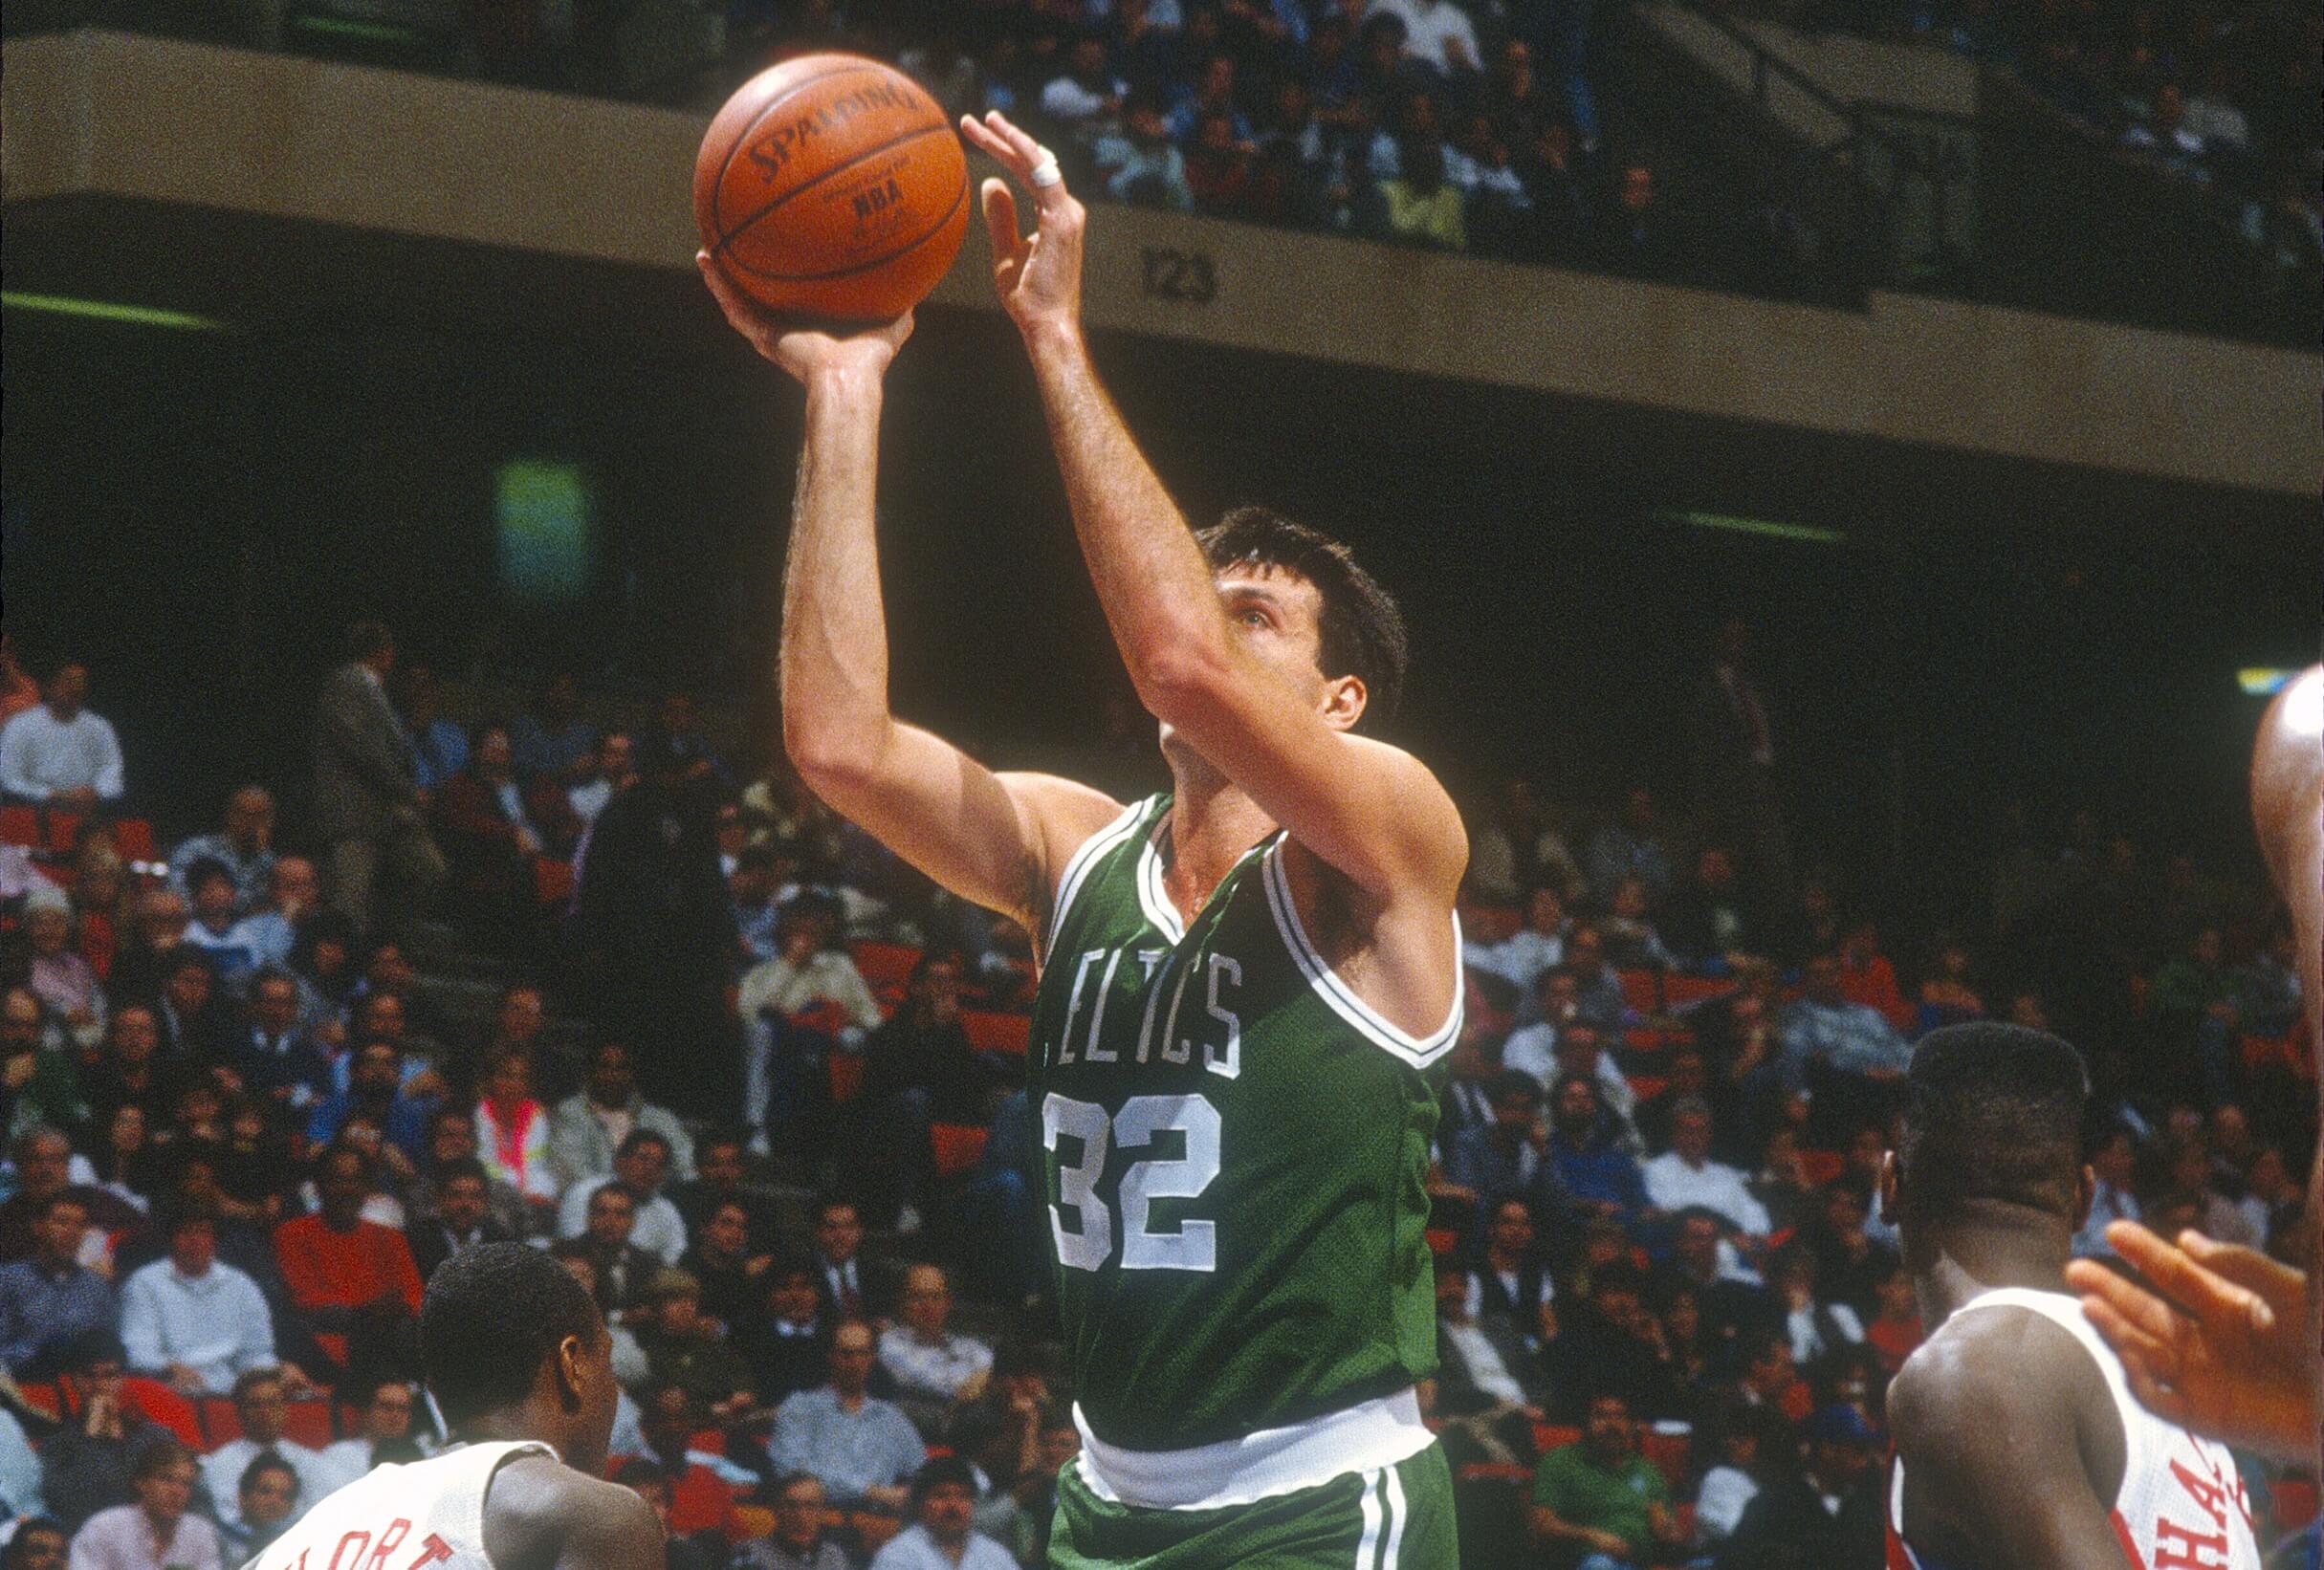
<box><xmin>1260</xmin><ymin>842</ymin><xmax>1462</xmax><ymax>1071</ymax></box>
<box><xmin>1045</xmin><ymin>798</ymin><xmax>1149</xmax><ymax>958</ymax></box>
<box><xmin>1071</xmin><ymin>1387</ymin><xmax>1436</xmax><ymax>1512</ymax></box>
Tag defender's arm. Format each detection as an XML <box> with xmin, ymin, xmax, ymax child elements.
<box><xmin>959</xmin><ymin>114</ymin><xmax>1464</xmax><ymax>908</ymax></box>
<box><xmin>700</xmin><ymin>259</ymin><xmax>1120</xmax><ymax>942</ymax></box>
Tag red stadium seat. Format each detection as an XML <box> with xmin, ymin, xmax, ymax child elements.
<box><xmin>2274</xmin><ymin>1478</ymin><xmax>2318</xmax><ymax>1533</ymax></box>
<box><xmin>44</xmin><ymin>812</ymin><xmax>84</xmax><ymax>857</ymax></box>
<box><xmin>827</xmin><ymin>1051</ymin><xmax>865</xmax><ymax>1104</ymax></box>
<box><xmin>1628</xmin><ymin>1076</ymin><xmax>1668</xmax><ymax>1103</ymax></box>
<box><xmin>280</xmin><ymin>1396</ymin><xmax>334</xmax><ymax>1450</ymax></box>
<box><xmin>1424</xmin><ymin>1228</ymin><xmax>1458</xmax><ymax>1257</ymax></box>
<box><xmin>790</xmin><ymin>1001</ymin><xmax>851</xmax><ymax>1037</ymax></box>
<box><xmin>961</xmin><ymin>1010</ymin><xmax>1030</xmax><ymax>1057</ymax></box>
<box><xmin>931</xmin><ymin>1123</ymin><xmax>989</xmax><ymax>1177</ymax></box>
<box><xmin>14</xmin><ymin>1382</ymin><xmax>58</xmax><ymax>1420</ymax></box>
<box><xmin>1532</xmin><ymin>1423</ymin><xmax>1581</xmax><ymax>1456</ymax></box>
<box><xmin>1799</xmin><ymin>1148</ymin><xmax>1846</xmax><ymax>1187</ymax></box>
<box><xmin>121</xmin><ymin>1378</ymin><xmax>204</xmax><ymax>1449</ymax></box>
<box><xmin>198</xmin><ymin>1396</ymin><xmax>242</xmax><ymax>1449</ymax></box>
<box><xmin>111</xmin><ymin>818</ymin><xmax>156</xmax><ymax>861</ymax></box>
<box><xmin>1640</xmin><ymin>1430</ymin><xmax>1692</xmax><ymax>1493</ymax></box>
<box><xmin>534</xmin><ymin>858</ymin><xmax>575</xmax><ymax>905</ymax></box>
<box><xmin>0</xmin><ymin>807</ymin><xmax>36</xmax><ymax>847</ymax></box>
<box><xmin>1664</xmin><ymin>975</ymin><xmax>1734</xmax><ymax>1008</ymax></box>
<box><xmin>1617</xmin><ymin>970</ymin><xmax>1661</xmax><ymax>1014</ymax></box>
<box><xmin>850</xmin><ymin>941</ymin><xmax>922</xmax><ymax>989</ymax></box>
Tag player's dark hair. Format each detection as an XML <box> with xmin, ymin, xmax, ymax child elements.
<box><xmin>1196</xmin><ymin>507</ymin><xmax>1409</xmax><ymax>732</ymax></box>
<box><xmin>420</xmin><ymin>1241</ymin><xmax>603</xmax><ymax>1428</ymax></box>
<box><xmin>1896</xmin><ymin>1023</ymin><xmax>2090</xmax><ymax>1226</ymax></box>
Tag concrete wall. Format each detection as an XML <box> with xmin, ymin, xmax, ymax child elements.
<box><xmin>5</xmin><ymin>28</ymin><xmax>2315</xmax><ymax>497</ymax></box>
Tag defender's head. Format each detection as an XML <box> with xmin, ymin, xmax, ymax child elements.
<box><xmin>1192</xmin><ymin>508</ymin><xmax>1408</xmax><ymax>739</ymax></box>
<box><xmin>1881</xmin><ymin>1023</ymin><xmax>2093</xmax><ymax>1247</ymax></box>
<box><xmin>420</xmin><ymin>1241</ymin><xmax>618</xmax><ymax>1473</ymax></box>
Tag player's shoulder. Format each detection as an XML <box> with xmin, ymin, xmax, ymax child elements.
<box><xmin>1892</xmin><ymin>1303</ymin><xmax>2099</xmax><ymax>1456</ymax></box>
<box><xmin>482</xmin><ymin>1452</ymin><xmax>662</xmax><ymax>1570</ymax></box>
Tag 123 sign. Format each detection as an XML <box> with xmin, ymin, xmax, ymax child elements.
<box><xmin>1140</xmin><ymin>248</ymin><xmax>1217</xmax><ymax>303</ymax></box>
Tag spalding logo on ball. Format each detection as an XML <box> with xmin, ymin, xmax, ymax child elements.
<box><xmin>694</xmin><ymin>54</ymin><xmax>969</xmax><ymax>322</ymax></box>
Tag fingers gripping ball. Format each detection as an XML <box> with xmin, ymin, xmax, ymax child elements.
<box><xmin>694</xmin><ymin>55</ymin><xmax>969</xmax><ymax>321</ymax></box>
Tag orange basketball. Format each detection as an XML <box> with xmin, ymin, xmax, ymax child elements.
<box><xmin>694</xmin><ymin>54</ymin><xmax>969</xmax><ymax>322</ymax></box>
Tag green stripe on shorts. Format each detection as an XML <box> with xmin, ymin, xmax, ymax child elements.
<box><xmin>1047</xmin><ymin>1442</ymin><xmax>1457</xmax><ymax>1570</ymax></box>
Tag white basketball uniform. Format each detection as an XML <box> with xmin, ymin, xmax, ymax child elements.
<box><xmin>1887</xmin><ymin>1287</ymin><xmax>2262</xmax><ymax>1570</ymax></box>
<box><xmin>245</xmin><ymin>1441</ymin><xmax>557</xmax><ymax>1570</ymax></box>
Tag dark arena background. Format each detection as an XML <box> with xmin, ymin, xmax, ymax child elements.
<box><xmin>0</xmin><ymin>0</ymin><xmax>2316</xmax><ymax>1564</ymax></box>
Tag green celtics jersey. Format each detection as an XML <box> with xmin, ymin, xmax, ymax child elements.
<box><xmin>1030</xmin><ymin>795</ymin><xmax>1459</xmax><ymax>1451</ymax></box>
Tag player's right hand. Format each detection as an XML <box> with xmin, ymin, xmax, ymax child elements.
<box><xmin>696</xmin><ymin>252</ymin><xmax>913</xmax><ymax>384</ymax></box>
<box><xmin>958</xmin><ymin>110</ymin><xmax>1085</xmax><ymax>336</ymax></box>
<box><xmin>2064</xmin><ymin>1219</ymin><xmax>2314</xmax><ymax>1461</ymax></box>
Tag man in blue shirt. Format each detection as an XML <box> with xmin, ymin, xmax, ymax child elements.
<box><xmin>768</xmin><ymin>1320</ymin><xmax>925</xmax><ymax>1515</ymax></box>
<box><xmin>1546</xmin><ymin>1073</ymin><xmax>1652</xmax><ymax>1231</ymax></box>
<box><xmin>0</xmin><ymin>1195</ymin><xmax>114</xmax><ymax>1377</ymax></box>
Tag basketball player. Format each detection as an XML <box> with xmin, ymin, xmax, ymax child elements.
<box><xmin>2065</xmin><ymin>664</ymin><xmax>2320</xmax><ymax>1468</ymax></box>
<box><xmin>1884</xmin><ymin>1023</ymin><xmax>2261</xmax><ymax>1570</ymax></box>
<box><xmin>697</xmin><ymin>108</ymin><xmax>1464</xmax><ymax>1565</ymax></box>
<box><xmin>248</xmin><ymin>1243</ymin><xmax>660</xmax><ymax>1570</ymax></box>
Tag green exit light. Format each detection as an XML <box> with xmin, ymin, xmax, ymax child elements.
<box><xmin>495</xmin><ymin>460</ymin><xmax>595</xmax><ymax>605</ymax></box>
<box><xmin>2</xmin><ymin>292</ymin><xmax>224</xmax><ymax>332</ymax></box>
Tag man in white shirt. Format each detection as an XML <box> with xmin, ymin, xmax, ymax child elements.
<box><xmin>558</xmin><ymin>1130</ymin><xmax>689</xmax><ymax>1265</ymax></box>
<box><xmin>1039</xmin><ymin>35</ymin><xmax>1127</xmax><ymax>132</ymax></box>
<box><xmin>1466</xmin><ymin>886</ymin><xmax>1568</xmax><ymax>996</ymax></box>
<box><xmin>868</xmin><ymin>1458</ymin><xmax>1019</xmax><ymax>1570</ymax></box>
<box><xmin>1368</xmin><ymin>0</ymin><xmax>1481</xmax><ymax>76</ymax></box>
<box><xmin>1640</xmin><ymin>1099</ymin><xmax>1771</xmax><ymax>1240</ymax></box>
<box><xmin>68</xmin><ymin>1441</ymin><xmax>221</xmax><ymax>1570</ymax></box>
<box><xmin>547</xmin><ymin>1041</ymin><xmax>695</xmax><ymax>1193</ymax></box>
<box><xmin>201</xmin><ymin>1368</ymin><xmax>334</xmax><ymax>1536</ymax></box>
<box><xmin>227</xmin><ymin>858</ymin><xmax>320</xmax><ymax>974</ymax></box>
<box><xmin>0</xmin><ymin>663</ymin><xmax>124</xmax><ymax>806</ymax></box>
<box><xmin>877</xmin><ymin>1265</ymin><xmax>993</xmax><ymax>1409</ymax></box>
<box><xmin>1504</xmin><ymin>1016</ymin><xmax>1638</xmax><ymax>1148</ymax></box>
<box><xmin>119</xmin><ymin>1212</ymin><xmax>276</xmax><ymax>1398</ymax></box>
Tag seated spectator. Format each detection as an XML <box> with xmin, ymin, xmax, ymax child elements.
<box><xmin>737</xmin><ymin>896</ymin><xmax>885</xmax><ymax>1145</ymax></box>
<box><xmin>66</xmin><ymin>1441</ymin><xmax>217</xmax><ymax>1570</ymax></box>
<box><xmin>200</xmin><ymin>1368</ymin><xmax>331</xmax><ymax>1537</ymax></box>
<box><xmin>0</xmin><ymin>994</ymin><xmax>92</xmax><ymax>1163</ymax></box>
<box><xmin>731</xmin><ymin>847</ymin><xmax>787</xmax><ymax>965</ymax></box>
<box><xmin>0</xmin><ymin>1130</ymin><xmax>143</xmax><ymax>1265</ymax></box>
<box><xmin>1779</xmin><ymin>953</ymin><xmax>1909</xmax><ymax>1144</ymax></box>
<box><xmin>392</xmin><ymin>664</ymin><xmax>468</xmax><ymax>794</ymax></box>
<box><xmin>119</xmin><ymin>1210</ymin><xmax>274</xmax><ymax>1398</ymax></box>
<box><xmin>1561</xmin><ymin>927</ymin><xmax>1633</xmax><ymax>1032</ymax></box>
<box><xmin>1661</xmin><ymin>848</ymin><xmax>1764</xmax><ymax>974</ymax></box>
<box><xmin>106</xmin><ymin>891</ymin><xmax>190</xmax><ymax>1012</ymax></box>
<box><xmin>1717</xmin><ymin>1404</ymin><xmax>1884</xmax><ymax>1568</ymax></box>
<box><xmin>566</xmin><ymin>730</ymin><xmax>632</xmax><ymax>825</ymax></box>
<box><xmin>81</xmin><ymin>1005</ymin><xmax>185</xmax><ymax>1141</ymax></box>
<box><xmin>0</xmin><ymin>1196</ymin><xmax>116</xmax><ymax>1379</ymax></box>
<box><xmin>403</xmin><ymin>1156</ymin><xmax>515</xmax><ymax>1282</ymax></box>
<box><xmin>856</xmin><ymin>953</ymin><xmax>1000</xmax><ymax>1231</ymax></box>
<box><xmin>1633</xmin><ymin>1047</ymin><xmax>1746</xmax><ymax>1166</ymax></box>
<box><xmin>305</xmin><ymin>1040</ymin><xmax>432</xmax><ymax>1167</ymax></box>
<box><xmin>309</xmin><ymin>1376</ymin><xmax>424</xmax><ymax>1498</ymax></box>
<box><xmin>149</xmin><ymin>953</ymin><xmax>234</xmax><ymax>1066</ymax></box>
<box><xmin>1040</xmin><ymin>34</ymin><xmax>1126</xmax><ymax>134</ymax></box>
<box><xmin>807</xmin><ymin>1199</ymin><xmax>889</xmax><ymax>1323</ymax></box>
<box><xmin>1433</xmin><ymin>1263</ymin><xmax>1546</xmax><ymax>1462</ymax></box>
<box><xmin>870</xmin><ymin>1456</ymin><xmax>1018</xmax><ymax>1570</ymax></box>
<box><xmin>1650</xmin><ymin>1210</ymin><xmax>1774</xmax><ymax>1357</ymax></box>
<box><xmin>24</xmin><ymin>888</ymin><xmax>106</xmax><ymax>1053</ymax></box>
<box><xmin>508</xmin><ymin>670</ymin><xmax>596</xmax><ymax>783</ymax></box>
<box><xmin>40</xmin><ymin>1335</ymin><xmax>176</xmax><ymax>1533</ymax></box>
<box><xmin>472</xmin><ymin>1048</ymin><xmax>559</xmax><ymax>1218</ymax></box>
<box><xmin>677</xmin><ymin>1196</ymin><xmax>767</xmax><ymax>1340</ymax></box>
<box><xmin>1471</xmin><ymin>1197</ymin><xmax>1558</xmax><ymax>1350</ymax></box>
<box><xmin>1468</xmin><ymin>884</ymin><xmax>1570</xmax><ymax>996</ymax></box>
<box><xmin>1445</xmin><ymin>1072</ymin><xmax>1570</xmax><ymax>1227</ymax></box>
<box><xmin>1469</xmin><ymin>779</ymin><xmax>1589</xmax><ymax>907</ymax></box>
<box><xmin>1807</xmin><ymin>1180</ymin><xmax>1896</xmax><ymax>1322</ymax></box>
<box><xmin>558</xmin><ymin>1130</ymin><xmax>688</xmax><ymax>1266</ymax></box>
<box><xmin>631</xmin><ymin>1269</ymin><xmax>757</xmax><ymax>1422</ymax></box>
<box><xmin>1186</xmin><ymin>110</ymin><xmax>1261</xmax><ymax>217</ymax></box>
<box><xmin>176</xmin><ymin>862</ymin><xmax>262</xmax><ymax>995</ymax></box>
<box><xmin>1502</xmin><ymin>969</ymin><xmax>1584</xmax><ymax>1083</ymax></box>
<box><xmin>2072</xmin><ymin>1123</ymin><xmax>2140</xmax><ymax>1258</ymax></box>
<box><xmin>1527</xmin><ymin>1390</ymin><xmax>1684</xmax><ymax>1569</ymax></box>
<box><xmin>1585</xmin><ymin>788</ymin><xmax>1677</xmax><ymax>912</ymax></box>
<box><xmin>224</xmin><ymin>857</ymin><xmax>319</xmax><ymax>980</ymax></box>
<box><xmin>1546</xmin><ymin>1267</ymin><xmax>1690</xmax><ymax>1424</ymax></box>
<box><xmin>1765</xmin><ymin>1239</ymin><xmax>1861</xmax><ymax>1370</ymax></box>
<box><xmin>734</xmin><ymin>1472</ymin><xmax>850</xmax><ymax>1570</ymax></box>
<box><xmin>166</xmin><ymin>789</ymin><xmax>276</xmax><ymax>920</ymax></box>
<box><xmin>272</xmin><ymin>1143</ymin><xmax>424</xmax><ymax>1382</ymax></box>
<box><xmin>1914</xmin><ymin>934</ymin><xmax>1985</xmax><ymax>1033</ymax></box>
<box><xmin>218</xmin><ymin>1453</ymin><xmax>300</xmax><ymax>1558</ymax></box>
<box><xmin>1546</xmin><ymin>1074</ymin><xmax>1651</xmax><ymax>1229</ymax></box>
<box><xmin>1377</xmin><ymin>133</ymin><xmax>1466</xmax><ymax>250</ymax></box>
<box><xmin>769</xmin><ymin>1320</ymin><xmax>926</xmax><ymax>1514</ymax></box>
<box><xmin>1165</xmin><ymin>52</ymin><xmax>1254</xmax><ymax>145</ymax></box>
<box><xmin>228</xmin><ymin>970</ymin><xmax>334</xmax><ymax>1115</ymax></box>
<box><xmin>1834</xmin><ymin>919</ymin><xmax>1912</xmax><ymax>1031</ymax></box>
<box><xmin>1602</xmin><ymin>878</ymin><xmax>1678</xmax><ymax>973</ymax></box>
<box><xmin>0</xmin><ymin>662</ymin><xmax>122</xmax><ymax>807</ymax></box>
<box><xmin>2147</xmin><ymin>925</ymin><xmax>2241</xmax><ymax>1108</ymax></box>
<box><xmin>1641</xmin><ymin>1099</ymin><xmax>1770</xmax><ymax>1241</ymax></box>
<box><xmin>670</xmin><ymin>1131</ymin><xmax>779</xmax><ymax>1256</ymax></box>
<box><xmin>619</xmin><ymin>1385</ymin><xmax>736</xmax><ymax>1537</ymax></box>
<box><xmin>1691</xmin><ymin>1398</ymin><xmax>1789</xmax><ymax>1549</ymax></box>
<box><xmin>548</xmin><ymin>1040</ymin><xmax>695</xmax><ymax>1196</ymax></box>
<box><xmin>878</xmin><ymin>1264</ymin><xmax>993</xmax><ymax>1420</ymax></box>
<box><xmin>739</xmin><ymin>1254</ymin><xmax>832</xmax><ymax>1406</ymax></box>
<box><xmin>568</xmin><ymin>1185</ymin><xmax>662</xmax><ymax>1315</ymax></box>
<box><xmin>1370</xmin><ymin>0</ymin><xmax>1480</xmax><ymax>76</ymax></box>
<box><xmin>1862</xmin><ymin>1261</ymin><xmax>1921</xmax><ymax>1375</ymax></box>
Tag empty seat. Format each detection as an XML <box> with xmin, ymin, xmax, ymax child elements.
<box><xmin>961</xmin><ymin>1010</ymin><xmax>1030</xmax><ymax>1057</ymax></box>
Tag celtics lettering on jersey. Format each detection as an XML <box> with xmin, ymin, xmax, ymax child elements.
<box><xmin>1031</xmin><ymin>796</ymin><xmax>1461</xmax><ymax>1452</ymax></box>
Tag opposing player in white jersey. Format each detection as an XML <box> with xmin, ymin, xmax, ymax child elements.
<box><xmin>1883</xmin><ymin>1024</ymin><xmax>2262</xmax><ymax>1570</ymax></box>
<box><xmin>248</xmin><ymin>1243</ymin><xmax>659</xmax><ymax>1570</ymax></box>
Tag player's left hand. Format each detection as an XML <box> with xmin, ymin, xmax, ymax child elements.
<box><xmin>697</xmin><ymin>252</ymin><xmax>914</xmax><ymax>384</ymax></box>
<box><xmin>958</xmin><ymin>110</ymin><xmax>1085</xmax><ymax>335</ymax></box>
<box><xmin>2063</xmin><ymin>1219</ymin><xmax>2314</xmax><ymax>1461</ymax></box>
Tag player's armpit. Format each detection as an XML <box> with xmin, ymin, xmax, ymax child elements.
<box><xmin>1890</xmin><ymin>1329</ymin><xmax>2133</xmax><ymax>1570</ymax></box>
<box><xmin>798</xmin><ymin>720</ymin><xmax>1122</xmax><ymax>942</ymax></box>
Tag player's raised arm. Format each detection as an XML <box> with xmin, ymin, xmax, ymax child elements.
<box><xmin>1888</xmin><ymin>1325</ymin><xmax>2137</xmax><ymax>1570</ymax></box>
<box><xmin>958</xmin><ymin>112</ymin><xmax>1465</xmax><ymax>907</ymax></box>
<box><xmin>699</xmin><ymin>258</ymin><xmax>1121</xmax><ymax>941</ymax></box>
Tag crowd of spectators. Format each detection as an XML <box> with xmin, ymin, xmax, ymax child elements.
<box><xmin>0</xmin><ymin>619</ymin><xmax>2311</xmax><ymax>1570</ymax></box>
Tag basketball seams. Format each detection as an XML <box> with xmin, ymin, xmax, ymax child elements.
<box><xmin>720</xmin><ymin>164</ymin><xmax>970</xmax><ymax>284</ymax></box>
<box><xmin>712</xmin><ymin>119</ymin><xmax>959</xmax><ymax>255</ymax></box>
<box><xmin>708</xmin><ymin>60</ymin><xmax>884</xmax><ymax>235</ymax></box>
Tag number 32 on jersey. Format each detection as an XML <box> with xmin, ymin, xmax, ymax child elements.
<box><xmin>1043</xmin><ymin>1093</ymin><xmax>1223</xmax><ymax>1275</ymax></box>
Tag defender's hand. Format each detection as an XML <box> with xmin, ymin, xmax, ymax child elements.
<box><xmin>2064</xmin><ymin>1220</ymin><xmax>2313</xmax><ymax>1460</ymax></box>
<box><xmin>958</xmin><ymin>110</ymin><xmax>1085</xmax><ymax>334</ymax></box>
<box><xmin>696</xmin><ymin>252</ymin><xmax>913</xmax><ymax>383</ymax></box>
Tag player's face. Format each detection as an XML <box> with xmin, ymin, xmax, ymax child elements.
<box><xmin>1160</xmin><ymin>565</ymin><xmax>1358</xmax><ymax>754</ymax></box>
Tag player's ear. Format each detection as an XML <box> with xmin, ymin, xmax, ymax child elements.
<box><xmin>554</xmin><ymin>1333</ymin><xmax>587</xmax><ymax>1412</ymax></box>
<box><xmin>1875</xmin><ymin>1150</ymin><xmax>1898</xmax><ymax>1227</ymax></box>
<box><xmin>2072</xmin><ymin>1164</ymin><xmax>2094</xmax><ymax>1231</ymax></box>
<box><xmin>1320</xmin><ymin>673</ymin><xmax>1367</xmax><ymax>732</ymax></box>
